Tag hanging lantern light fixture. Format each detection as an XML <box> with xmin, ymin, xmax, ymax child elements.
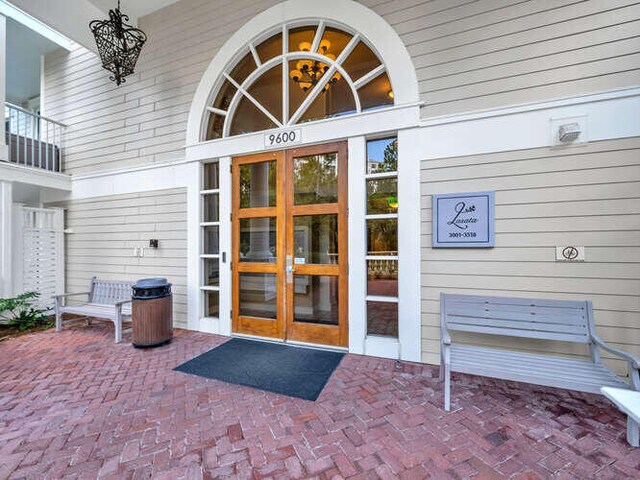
<box><xmin>89</xmin><ymin>0</ymin><xmax>147</xmax><ymax>86</ymax></box>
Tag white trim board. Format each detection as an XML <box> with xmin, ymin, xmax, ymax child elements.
<box><xmin>418</xmin><ymin>87</ymin><xmax>640</xmax><ymax>161</ymax></box>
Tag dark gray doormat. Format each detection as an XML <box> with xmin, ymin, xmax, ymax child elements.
<box><xmin>174</xmin><ymin>338</ymin><xmax>345</xmax><ymax>401</ymax></box>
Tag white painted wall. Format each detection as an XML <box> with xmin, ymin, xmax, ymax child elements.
<box><xmin>0</xmin><ymin>181</ymin><xmax>12</xmax><ymax>297</ymax></box>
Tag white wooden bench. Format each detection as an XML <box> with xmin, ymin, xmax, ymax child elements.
<box><xmin>601</xmin><ymin>387</ymin><xmax>640</xmax><ymax>447</ymax></box>
<box><xmin>55</xmin><ymin>277</ymin><xmax>134</xmax><ymax>343</ymax></box>
<box><xmin>440</xmin><ymin>294</ymin><xmax>640</xmax><ymax>415</ymax></box>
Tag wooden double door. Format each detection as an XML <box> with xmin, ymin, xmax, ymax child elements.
<box><xmin>231</xmin><ymin>142</ymin><xmax>348</xmax><ymax>347</ymax></box>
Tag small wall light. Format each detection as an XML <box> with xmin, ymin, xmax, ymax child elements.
<box><xmin>387</xmin><ymin>90</ymin><xmax>394</xmax><ymax>99</ymax></box>
<box><xmin>149</xmin><ymin>239</ymin><xmax>159</xmax><ymax>248</ymax></box>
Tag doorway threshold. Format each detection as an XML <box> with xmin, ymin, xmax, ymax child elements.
<box><xmin>231</xmin><ymin>333</ymin><xmax>348</xmax><ymax>353</ymax></box>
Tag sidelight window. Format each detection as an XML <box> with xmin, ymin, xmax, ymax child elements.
<box><xmin>365</xmin><ymin>137</ymin><xmax>398</xmax><ymax>337</ymax></box>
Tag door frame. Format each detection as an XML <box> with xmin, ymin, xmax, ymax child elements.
<box><xmin>231</xmin><ymin>141</ymin><xmax>349</xmax><ymax>348</ymax></box>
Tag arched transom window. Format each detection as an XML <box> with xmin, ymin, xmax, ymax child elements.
<box><xmin>205</xmin><ymin>22</ymin><xmax>394</xmax><ymax>140</ymax></box>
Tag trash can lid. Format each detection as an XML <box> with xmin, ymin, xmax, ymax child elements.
<box><xmin>135</xmin><ymin>277</ymin><xmax>168</xmax><ymax>288</ymax></box>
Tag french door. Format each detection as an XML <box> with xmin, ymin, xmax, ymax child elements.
<box><xmin>231</xmin><ymin>142</ymin><xmax>348</xmax><ymax>347</ymax></box>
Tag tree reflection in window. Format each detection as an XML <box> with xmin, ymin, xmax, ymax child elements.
<box><xmin>204</xmin><ymin>23</ymin><xmax>394</xmax><ymax>140</ymax></box>
<box><xmin>293</xmin><ymin>153</ymin><xmax>338</xmax><ymax>205</ymax></box>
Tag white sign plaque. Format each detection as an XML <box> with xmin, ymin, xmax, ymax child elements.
<box><xmin>432</xmin><ymin>191</ymin><xmax>495</xmax><ymax>248</ymax></box>
<box><xmin>556</xmin><ymin>246</ymin><xmax>585</xmax><ymax>262</ymax></box>
<box><xmin>264</xmin><ymin>129</ymin><xmax>302</xmax><ymax>148</ymax></box>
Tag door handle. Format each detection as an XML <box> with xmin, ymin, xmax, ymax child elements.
<box><xmin>286</xmin><ymin>255</ymin><xmax>294</xmax><ymax>283</ymax></box>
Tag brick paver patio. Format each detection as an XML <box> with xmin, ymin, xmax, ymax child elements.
<box><xmin>1</xmin><ymin>325</ymin><xmax>638</xmax><ymax>479</ymax></box>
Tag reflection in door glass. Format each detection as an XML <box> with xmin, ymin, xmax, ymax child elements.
<box><xmin>203</xmin><ymin>193</ymin><xmax>219</xmax><ymax>222</ymax></box>
<box><xmin>293</xmin><ymin>275</ymin><xmax>338</xmax><ymax>325</ymax></box>
<box><xmin>239</xmin><ymin>273</ymin><xmax>277</xmax><ymax>319</ymax></box>
<box><xmin>367</xmin><ymin>301</ymin><xmax>398</xmax><ymax>337</ymax></box>
<box><xmin>293</xmin><ymin>153</ymin><xmax>338</xmax><ymax>204</ymax></box>
<box><xmin>366</xmin><ymin>178</ymin><xmax>397</xmax><ymax>214</ymax></box>
<box><xmin>203</xmin><ymin>162</ymin><xmax>219</xmax><ymax>189</ymax></box>
<box><xmin>206</xmin><ymin>291</ymin><xmax>219</xmax><ymax>318</ymax></box>
<box><xmin>366</xmin><ymin>137</ymin><xmax>397</xmax><ymax>174</ymax></box>
<box><xmin>293</xmin><ymin>215</ymin><xmax>338</xmax><ymax>264</ymax></box>
<box><xmin>204</xmin><ymin>259</ymin><xmax>220</xmax><ymax>286</ymax></box>
<box><xmin>367</xmin><ymin>259</ymin><xmax>398</xmax><ymax>297</ymax></box>
<box><xmin>366</xmin><ymin>218</ymin><xmax>397</xmax><ymax>256</ymax></box>
<box><xmin>240</xmin><ymin>161</ymin><xmax>277</xmax><ymax>208</ymax></box>
<box><xmin>203</xmin><ymin>226</ymin><xmax>219</xmax><ymax>254</ymax></box>
<box><xmin>239</xmin><ymin>217</ymin><xmax>277</xmax><ymax>262</ymax></box>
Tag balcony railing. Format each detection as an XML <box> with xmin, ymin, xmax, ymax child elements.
<box><xmin>4</xmin><ymin>103</ymin><xmax>66</xmax><ymax>173</ymax></box>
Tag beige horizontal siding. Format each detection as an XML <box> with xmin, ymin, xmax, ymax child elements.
<box><xmin>421</xmin><ymin>137</ymin><xmax>640</xmax><ymax>375</ymax></box>
<box><xmin>48</xmin><ymin>188</ymin><xmax>188</xmax><ymax>329</ymax></box>
<box><xmin>43</xmin><ymin>0</ymin><xmax>640</xmax><ymax>175</ymax></box>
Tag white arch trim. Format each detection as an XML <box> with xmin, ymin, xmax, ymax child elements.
<box><xmin>186</xmin><ymin>0</ymin><xmax>420</xmax><ymax>146</ymax></box>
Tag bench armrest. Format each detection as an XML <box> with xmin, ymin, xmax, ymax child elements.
<box><xmin>55</xmin><ymin>291</ymin><xmax>91</xmax><ymax>300</ymax></box>
<box><xmin>114</xmin><ymin>299</ymin><xmax>132</xmax><ymax>307</ymax></box>
<box><xmin>591</xmin><ymin>334</ymin><xmax>640</xmax><ymax>369</ymax></box>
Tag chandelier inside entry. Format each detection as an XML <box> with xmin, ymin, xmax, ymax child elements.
<box><xmin>89</xmin><ymin>0</ymin><xmax>147</xmax><ymax>86</ymax></box>
<box><xmin>289</xmin><ymin>40</ymin><xmax>341</xmax><ymax>92</ymax></box>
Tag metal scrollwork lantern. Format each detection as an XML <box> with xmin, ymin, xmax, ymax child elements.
<box><xmin>89</xmin><ymin>0</ymin><xmax>147</xmax><ymax>86</ymax></box>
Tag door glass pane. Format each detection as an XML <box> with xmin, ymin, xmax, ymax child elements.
<box><xmin>239</xmin><ymin>217</ymin><xmax>277</xmax><ymax>263</ymax></box>
<box><xmin>366</xmin><ymin>137</ymin><xmax>397</xmax><ymax>174</ymax></box>
<box><xmin>293</xmin><ymin>153</ymin><xmax>338</xmax><ymax>205</ymax></box>
<box><xmin>203</xmin><ymin>226</ymin><xmax>219</xmax><ymax>254</ymax></box>
<box><xmin>204</xmin><ymin>259</ymin><xmax>219</xmax><ymax>287</ymax></box>
<box><xmin>367</xmin><ymin>259</ymin><xmax>398</xmax><ymax>297</ymax></box>
<box><xmin>239</xmin><ymin>161</ymin><xmax>277</xmax><ymax>208</ymax></box>
<box><xmin>367</xmin><ymin>218</ymin><xmax>397</xmax><ymax>256</ymax></box>
<box><xmin>359</xmin><ymin>72</ymin><xmax>394</xmax><ymax>111</ymax></box>
<box><xmin>240</xmin><ymin>273</ymin><xmax>277</xmax><ymax>319</ymax></box>
<box><xmin>367</xmin><ymin>178</ymin><xmax>397</xmax><ymax>214</ymax></box>
<box><xmin>367</xmin><ymin>301</ymin><xmax>398</xmax><ymax>337</ymax></box>
<box><xmin>230</xmin><ymin>96</ymin><xmax>278</xmax><ymax>136</ymax></box>
<box><xmin>203</xmin><ymin>163</ymin><xmax>219</xmax><ymax>190</ymax></box>
<box><xmin>293</xmin><ymin>215</ymin><xmax>338</xmax><ymax>264</ymax></box>
<box><xmin>203</xmin><ymin>194</ymin><xmax>219</xmax><ymax>222</ymax></box>
<box><xmin>206</xmin><ymin>290</ymin><xmax>219</xmax><ymax>318</ymax></box>
<box><xmin>293</xmin><ymin>275</ymin><xmax>338</xmax><ymax>325</ymax></box>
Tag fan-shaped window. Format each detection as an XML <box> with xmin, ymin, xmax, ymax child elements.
<box><xmin>205</xmin><ymin>22</ymin><xmax>394</xmax><ymax>140</ymax></box>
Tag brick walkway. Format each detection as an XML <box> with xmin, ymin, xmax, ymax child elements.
<box><xmin>0</xmin><ymin>325</ymin><xmax>638</xmax><ymax>479</ymax></box>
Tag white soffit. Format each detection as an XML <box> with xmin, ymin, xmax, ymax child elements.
<box><xmin>7</xmin><ymin>0</ymin><xmax>107</xmax><ymax>53</ymax></box>
<box><xmin>88</xmin><ymin>0</ymin><xmax>180</xmax><ymax>22</ymax></box>
<box><xmin>0</xmin><ymin>1</ymin><xmax>74</xmax><ymax>50</ymax></box>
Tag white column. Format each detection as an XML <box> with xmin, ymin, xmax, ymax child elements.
<box><xmin>397</xmin><ymin>128</ymin><xmax>423</xmax><ymax>362</ymax></box>
<box><xmin>0</xmin><ymin>181</ymin><xmax>13</xmax><ymax>296</ymax></box>
<box><xmin>0</xmin><ymin>14</ymin><xmax>8</xmax><ymax>161</ymax></box>
<box><xmin>347</xmin><ymin>136</ymin><xmax>366</xmax><ymax>354</ymax></box>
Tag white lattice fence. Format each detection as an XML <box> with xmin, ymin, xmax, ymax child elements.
<box><xmin>13</xmin><ymin>206</ymin><xmax>64</xmax><ymax>310</ymax></box>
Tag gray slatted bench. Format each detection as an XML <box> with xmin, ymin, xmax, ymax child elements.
<box><xmin>440</xmin><ymin>294</ymin><xmax>640</xmax><ymax>420</ymax></box>
<box><xmin>55</xmin><ymin>277</ymin><xmax>134</xmax><ymax>343</ymax></box>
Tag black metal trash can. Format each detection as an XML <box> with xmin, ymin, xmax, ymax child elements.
<box><xmin>131</xmin><ymin>278</ymin><xmax>173</xmax><ymax>348</ymax></box>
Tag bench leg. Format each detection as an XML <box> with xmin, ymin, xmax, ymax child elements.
<box><xmin>55</xmin><ymin>298</ymin><xmax>62</xmax><ymax>332</ymax></box>
<box><xmin>443</xmin><ymin>345</ymin><xmax>451</xmax><ymax>411</ymax></box>
<box><xmin>628</xmin><ymin>417</ymin><xmax>639</xmax><ymax>447</ymax></box>
<box><xmin>114</xmin><ymin>310</ymin><xmax>123</xmax><ymax>343</ymax></box>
